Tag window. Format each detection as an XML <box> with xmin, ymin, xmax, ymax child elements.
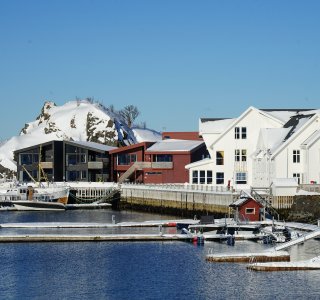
<box><xmin>192</xmin><ymin>171</ymin><xmax>198</xmax><ymax>184</ymax></box>
<box><xmin>117</xmin><ymin>153</ymin><xmax>137</xmax><ymax>165</ymax></box>
<box><xmin>293</xmin><ymin>150</ymin><xmax>300</xmax><ymax>163</ymax></box>
<box><xmin>241</xmin><ymin>127</ymin><xmax>247</xmax><ymax>139</ymax></box>
<box><xmin>20</xmin><ymin>153</ymin><xmax>39</xmax><ymax>165</ymax></box>
<box><xmin>153</xmin><ymin>154</ymin><xmax>172</xmax><ymax>162</ymax></box>
<box><xmin>235</xmin><ymin>127</ymin><xmax>247</xmax><ymax>139</ymax></box>
<box><xmin>216</xmin><ymin>151</ymin><xmax>224</xmax><ymax>165</ymax></box>
<box><xmin>293</xmin><ymin>173</ymin><xmax>301</xmax><ymax>184</ymax></box>
<box><xmin>207</xmin><ymin>171</ymin><xmax>213</xmax><ymax>184</ymax></box>
<box><xmin>199</xmin><ymin>171</ymin><xmax>206</xmax><ymax>184</ymax></box>
<box><xmin>245</xmin><ymin>208</ymin><xmax>255</xmax><ymax>214</ymax></box>
<box><xmin>235</xmin><ymin>149</ymin><xmax>240</xmax><ymax>162</ymax></box>
<box><xmin>216</xmin><ymin>172</ymin><xmax>224</xmax><ymax>184</ymax></box>
<box><xmin>235</xmin><ymin>127</ymin><xmax>240</xmax><ymax>139</ymax></box>
<box><xmin>236</xmin><ymin>172</ymin><xmax>247</xmax><ymax>184</ymax></box>
<box><xmin>192</xmin><ymin>170</ymin><xmax>213</xmax><ymax>184</ymax></box>
<box><xmin>235</xmin><ymin>149</ymin><xmax>247</xmax><ymax>162</ymax></box>
<box><xmin>241</xmin><ymin>149</ymin><xmax>247</xmax><ymax>162</ymax></box>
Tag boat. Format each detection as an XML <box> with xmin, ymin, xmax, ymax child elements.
<box><xmin>260</xmin><ymin>225</ymin><xmax>301</xmax><ymax>244</ymax></box>
<box><xmin>187</xmin><ymin>222</ymin><xmax>267</xmax><ymax>242</ymax></box>
<box><xmin>0</xmin><ymin>184</ymin><xmax>69</xmax><ymax>211</ymax></box>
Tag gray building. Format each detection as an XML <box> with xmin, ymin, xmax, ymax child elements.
<box><xmin>14</xmin><ymin>140</ymin><xmax>116</xmax><ymax>182</ymax></box>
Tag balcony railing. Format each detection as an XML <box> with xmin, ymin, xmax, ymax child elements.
<box><xmin>39</xmin><ymin>162</ymin><xmax>53</xmax><ymax>169</ymax></box>
<box><xmin>234</xmin><ymin>161</ymin><xmax>247</xmax><ymax>172</ymax></box>
<box><xmin>88</xmin><ymin>161</ymin><xmax>103</xmax><ymax>169</ymax></box>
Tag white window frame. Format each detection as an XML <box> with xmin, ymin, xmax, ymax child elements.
<box><xmin>245</xmin><ymin>208</ymin><xmax>255</xmax><ymax>214</ymax></box>
<box><xmin>293</xmin><ymin>150</ymin><xmax>300</xmax><ymax>163</ymax></box>
<box><xmin>236</xmin><ymin>172</ymin><xmax>247</xmax><ymax>184</ymax></box>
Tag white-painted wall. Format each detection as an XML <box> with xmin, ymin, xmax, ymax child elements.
<box><xmin>210</xmin><ymin>108</ymin><xmax>283</xmax><ymax>189</ymax></box>
<box><xmin>189</xmin><ymin>108</ymin><xmax>320</xmax><ymax>191</ymax></box>
<box><xmin>273</xmin><ymin>116</ymin><xmax>320</xmax><ymax>184</ymax></box>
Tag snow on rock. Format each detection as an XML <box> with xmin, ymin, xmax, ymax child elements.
<box><xmin>0</xmin><ymin>99</ymin><xmax>140</xmax><ymax>172</ymax></box>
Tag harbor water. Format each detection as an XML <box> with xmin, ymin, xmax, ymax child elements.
<box><xmin>0</xmin><ymin>210</ymin><xmax>320</xmax><ymax>299</ymax></box>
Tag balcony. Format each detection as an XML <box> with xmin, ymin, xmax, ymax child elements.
<box><xmin>39</xmin><ymin>162</ymin><xmax>53</xmax><ymax>169</ymax></box>
<box><xmin>151</xmin><ymin>162</ymin><xmax>173</xmax><ymax>169</ymax></box>
<box><xmin>88</xmin><ymin>161</ymin><xmax>103</xmax><ymax>169</ymax></box>
<box><xmin>234</xmin><ymin>161</ymin><xmax>247</xmax><ymax>172</ymax></box>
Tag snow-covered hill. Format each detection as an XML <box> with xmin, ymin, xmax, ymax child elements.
<box><xmin>0</xmin><ymin>100</ymin><xmax>161</xmax><ymax>172</ymax></box>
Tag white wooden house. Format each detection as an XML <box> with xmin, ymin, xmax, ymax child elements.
<box><xmin>186</xmin><ymin>107</ymin><xmax>320</xmax><ymax>190</ymax></box>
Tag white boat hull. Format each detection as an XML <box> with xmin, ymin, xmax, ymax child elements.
<box><xmin>13</xmin><ymin>201</ymin><xmax>66</xmax><ymax>211</ymax></box>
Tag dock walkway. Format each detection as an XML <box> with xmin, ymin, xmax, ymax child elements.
<box><xmin>0</xmin><ymin>219</ymin><xmax>199</xmax><ymax>229</ymax></box>
<box><xmin>0</xmin><ymin>233</ymin><xmax>193</xmax><ymax>243</ymax></box>
<box><xmin>273</xmin><ymin>227</ymin><xmax>320</xmax><ymax>251</ymax></box>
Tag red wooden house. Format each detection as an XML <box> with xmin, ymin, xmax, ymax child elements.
<box><xmin>229</xmin><ymin>194</ymin><xmax>263</xmax><ymax>222</ymax></box>
<box><xmin>110</xmin><ymin>139</ymin><xmax>208</xmax><ymax>184</ymax></box>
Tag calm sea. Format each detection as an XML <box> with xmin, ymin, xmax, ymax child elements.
<box><xmin>0</xmin><ymin>210</ymin><xmax>319</xmax><ymax>300</ymax></box>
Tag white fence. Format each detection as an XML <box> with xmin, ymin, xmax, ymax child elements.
<box><xmin>120</xmin><ymin>183</ymin><xmax>236</xmax><ymax>207</ymax></box>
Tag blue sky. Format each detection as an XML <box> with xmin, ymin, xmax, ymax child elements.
<box><xmin>1</xmin><ymin>0</ymin><xmax>320</xmax><ymax>140</ymax></box>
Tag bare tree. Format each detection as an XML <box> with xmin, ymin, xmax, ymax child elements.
<box><xmin>119</xmin><ymin>105</ymin><xmax>140</xmax><ymax>128</ymax></box>
<box><xmin>108</xmin><ymin>104</ymin><xmax>115</xmax><ymax>113</ymax></box>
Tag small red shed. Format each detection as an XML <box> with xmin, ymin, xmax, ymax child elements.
<box><xmin>230</xmin><ymin>194</ymin><xmax>264</xmax><ymax>222</ymax></box>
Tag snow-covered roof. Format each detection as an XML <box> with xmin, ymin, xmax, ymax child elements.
<box><xmin>260</xmin><ymin>109</ymin><xmax>314</xmax><ymax>124</ymax></box>
<box><xmin>67</xmin><ymin>140</ymin><xmax>117</xmax><ymax>152</ymax></box>
<box><xmin>199</xmin><ymin>118</ymin><xmax>235</xmax><ymax>134</ymax></box>
<box><xmin>271</xmin><ymin>178</ymin><xmax>299</xmax><ymax>187</ymax></box>
<box><xmin>301</xmin><ymin>130</ymin><xmax>320</xmax><ymax>149</ymax></box>
<box><xmin>131</xmin><ymin>127</ymin><xmax>162</xmax><ymax>143</ymax></box>
<box><xmin>230</xmin><ymin>197</ymin><xmax>249</xmax><ymax>206</ymax></box>
<box><xmin>185</xmin><ymin>158</ymin><xmax>213</xmax><ymax>169</ymax></box>
<box><xmin>257</xmin><ymin>128</ymin><xmax>290</xmax><ymax>154</ymax></box>
<box><xmin>282</xmin><ymin>113</ymin><xmax>315</xmax><ymax>142</ymax></box>
<box><xmin>146</xmin><ymin>139</ymin><xmax>204</xmax><ymax>152</ymax></box>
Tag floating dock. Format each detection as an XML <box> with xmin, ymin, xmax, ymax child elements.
<box><xmin>247</xmin><ymin>256</ymin><xmax>320</xmax><ymax>271</ymax></box>
<box><xmin>206</xmin><ymin>251</ymin><xmax>290</xmax><ymax>263</ymax></box>
<box><xmin>0</xmin><ymin>233</ymin><xmax>193</xmax><ymax>243</ymax></box>
<box><xmin>0</xmin><ymin>219</ymin><xmax>199</xmax><ymax>229</ymax></box>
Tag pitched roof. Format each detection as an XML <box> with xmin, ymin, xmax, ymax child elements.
<box><xmin>208</xmin><ymin>106</ymin><xmax>286</xmax><ymax>149</ymax></box>
<box><xmin>199</xmin><ymin>118</ymin><xmax>235</xmax><ymax>134</ymax></box>
<box><xmin>301</xmin><ymin>130</ymin><xmax>320</xmax><ymax>149</ymax></box>
<box><xmin>271</xmin><ymin>178</ymin><xmax>299</xmax><ymax>187</ymax></box>
<box><xmin>146</xmin><ymin>139</ymin><xmax>204</xmax><ymax>152</ymax></box>
<box><xmin>67</xmin><ymin>140</ymin><xmax>117</xmax><ymax>152</ymax></box>
<box><xmin>185</xmin><ymin>158</ymin><xmax>213</xmax><ymax>169</ymax></box>
<box><xmin>260</xmin><ymin>108</ymin><xmax>315</xmax><ymax>124</ymax></box>
<box><xmin>282</xmin><ymin>113</ymin><xmax>315</xmax><ymax>142</ymax></box>
<box><xmin>270</xmin><ymin>112</ymin><xmax>319</xmax><ymax>158</ymax></box>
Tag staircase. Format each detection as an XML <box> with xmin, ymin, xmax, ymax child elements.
<box><xmin>118</xmin><ymin>162</ymin><xmax>152</xmax><ymax>183</ymax></box>
<box><xmin>251</xmin><ymin>188</ymin><xmax>279</xmax><ymax>221</ymax></box>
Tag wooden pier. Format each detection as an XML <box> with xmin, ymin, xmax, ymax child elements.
<box><xmin>247</xmin><ymin>256</ymin><xmax>320</xmax><ymax>271</ymax></box>
<box><xmin>0</xmin><ymin>219</ymin><xmax>199</xmax><ymax>229</ymax></box>
<box><xmin>206</xmin><ymin>251</ymin><xmax>290</xmax><ymax>263</ymax></box>
<box><xmin>0</xmin><ymin>233</ymin><xmax>192</xmax><ymax>243</ymax></box>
